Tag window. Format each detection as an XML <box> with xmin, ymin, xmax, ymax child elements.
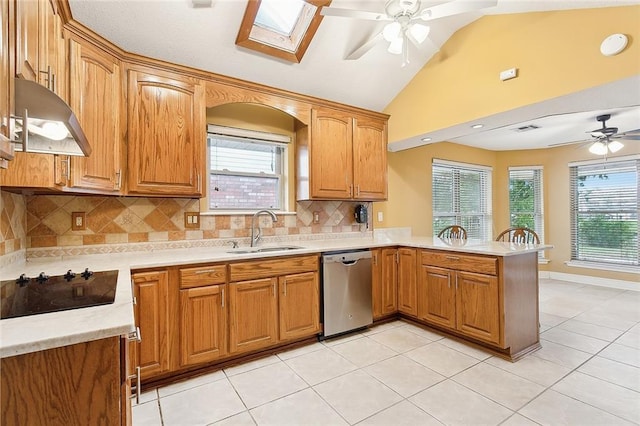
<box><xmin>432</xmin><ymin>159</ymin><xmax>492</xmax><ymax>240</ymax></box>
<box><xmin>207</xmin><ymin>125</ymin><xmax>289</xmax><ymax>211</ymax></box>
<box><xmin>570</xmin><ymin>156</ymin><xmax>639</xmax><ymax>267</ymax></box>
<box><xmin>236</xmin><ymin>0</ymin><xmax>330</xmax><ymax>63</ymax></box>
<box><xmin>509</xmin><ymin>166</ymin><xmax>544</xmax><ymax>243</ymax></box>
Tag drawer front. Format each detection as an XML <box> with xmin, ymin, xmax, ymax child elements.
<box><xmin>230</xmin><ymin>255</ymin><xmax>319</xmax><ymax>282</ymax></box>
<box><xmin>421</xmin><ymin>250</ymin><xmax>497</xmax><ymax>276</ymax></box>
<box><xmin>180</xmin><ymin>264</ymin><xmax>227</xmax><ymax>289</ymax></box>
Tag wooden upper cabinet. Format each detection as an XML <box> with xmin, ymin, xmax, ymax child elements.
<box><xmin>0</xmin><ymin>0</ymin><xmax>13</xmax><ymax>169</ymax></box>
<box><xmin>126</xmin><ymin>68</ymin><xmax>205</xmax><ymax>196</ymax></box>
<box><xmin>309</xmin><ymin>108</ymin><xmax>353</xmax><ymax>199</ymax></box>
<box><xmin>352</xmin><ymin>116</ymin><xmax>387</xmax><ymax>200</ymax></box>
<box><xmin>15</xmin><ymin>0</ymin><xmax>39</xmax><ymax>82</ymax></box>
<box><xmin>68</xmin><ymin>39</ymin><xmax>122</xmax><ymax>192</ymax></box>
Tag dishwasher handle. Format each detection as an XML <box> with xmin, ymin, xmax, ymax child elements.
<box><xmin>341</xmin><ymin>259</ymin><xmax>358</xmax><ymax>266</ymax></box>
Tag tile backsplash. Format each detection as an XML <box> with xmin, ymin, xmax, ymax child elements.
<box><xmin>0</xmin><ymin>191</ymin><xmax>371</xmax><ymax>255</ymax></box>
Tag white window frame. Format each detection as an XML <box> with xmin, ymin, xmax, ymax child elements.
<box><xmin>432</xmin><ymin>158</ymin><xmax>493</xmax><ymax>240</ymax></box>
<box><xmin>508</xmin><ymin>166</ymin><xmax>545</xmax><ymax>257</ymax></box>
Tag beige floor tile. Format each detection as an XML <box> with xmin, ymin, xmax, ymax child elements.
<box><xmin>322</xmin><ymin>332</ymin><xmax>365</xmax><ymax>347</ymax></box>
<box><xmin>532</xmin><ymin>340</ymin><xmax>593</xmax><ymax>369</ymax></box>
<box><xmin>573</xmin><ymin>309</ymin><xmax>637</xmax><ymax>331</ymax></box>
<box><xmin>211</xmin><ymin>411</ymin><xmax>256</xmax><ymax>426</ymax></box>
<box><xmin>284</xmin><ymin>347</ymin><xmax>357</xmax><ymax>385</ymax></box>
<box><xmin>360</xmin><ymin>320</ymin><xmax>404</xmax><ymax>336</ymax></box>
<box><xmin>313</xmin><ymin>370</ymin><xmax>402</xmax><ymax>424</ymax></box>
<box><xmin>438</xmin><ymin>337</ymin><xmax>492</xmax><ymax>360</ymax></box>
<box><xmin>399</xmin><ymin>322</ymin><xmax>446</xmax><ymax>341</ymax></box>
<box><xmin>367</xmin><ymin>326</ymin><xmax>433</xmax><ymax>352</ymax></box>
<box><xmin>552</xmin><ymin>371</ymin><xmax>640</xmax><ymax>423</ymax></box>
<box><xmin>249</xmin><ymin>388</ymin><xmax>347</xmax><ymax>425</ymax></box>
<box><xmin>358</xmin><ymin>400</ymin><xmax>442</xmax><ymax>426</ymax></box>
<box><xmin>406</xmin><ymin>342</ymin><xmax>480</xmax><ymax>377</ymax></box>
<box><xmin>223</xmin><ymin>355</ymin><xmax>281</xmax><ymax>377</ymax></box>
<box><xmin>160</xmin><ymin>379</ymin><xmax>246</xmax><ymax>425</ymax></box>
<box><xmin>615</xmin><ymin>330</ymin><xmax>640</xmax><ymax>350</ymax></box>
<box><xmin>452</xmin><ymin>363</ymin><xmax>545</xmax><ymax>410</ymax></box>
<box><xmin>540</xmin><ymin>297</ymin><xmax>594</xmax><ymax>318</ymax></box>
<box><xmin>500</xmin><ymin>413</ymin><xmax>540</xmax><ymax>426</ymax></box>
<box><xmin>538</xmin><ymin>312</ymin><xmax>570</xmax><ymax>327</ymax></box>
<box><xmin>228</xmin><ymin>362</ymin><xmax>308</xmax><ymax>409</ymax></box>
<box><xmin>410</xmin><ymin>380</ymin><xmax>512</xmax><ymax>425</ymax></box>
<box><xmin>132</xmin><ymin>389</ymin><xmax>157</xmax><ymax>406</ymax></box>
<box><xmin>330</xmin><ymin>336</ymin><xmax>397</xmax><ymax>367</ymax></box>
<box><xmin>364</xmin><ymin>355</ymin><xmax>445</xmax><ymax>397</ymax></box>
<box><xmin>486</xmin><ymin>355</ymin><xmax>571</xmax><ymax>387</ymax></box>
<box><xmin>556</xmin><ymin>319</ymin><xmax>625</xmax><ymax>342</ymax></box>
<box><xmin>578</xmin><ymin>356</ymin><xmax>640</xmax><ymax>392</ymax></box>
<box><xmin>131</xmin><ymin>400</ymin><xmax>162</xmax><ymax>426</ymax></box>
<box><xmin>276</xmin><ymin>342</ymin><xmax>325</xmax><ymax>361</ymax></box>
<box><xmin>540</xmin><ymin>328</ymin><xmax>609</xmax><ymax>354</ymax></box>
<box><xmin>519</xmin><ymin>390</ymin><xmax>634</xmax><ymax>425</ymax></box>
<box><xmin>158</xmin><ymin>370</ymin><xmax>225</xmax><ymax>397</ymax></box>
<box><xmin>599</xmin><ymin>343</ymin><xmax>640</xmax><ymax>367</ymax></box>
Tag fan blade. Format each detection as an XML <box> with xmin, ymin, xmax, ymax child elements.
<box><xmin>406</xmin><ymin>26</ymin><xmax>440</xmax><ymax>53</ymax></box>
<box><xmin>420</xmin><ymin>0</ymin><xmax>497</xmax><ymax>21</ymax></box>
<box><xmin>345</xmin><ymin>32</ymin><xmax>384</xmax><ymax>60</ymax></box>
<box><xmin>321</xmin><ymin>6</ymin><xmax>391</xmax><ymax>21</ymax></box>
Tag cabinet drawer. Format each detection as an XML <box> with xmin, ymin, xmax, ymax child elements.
<box><xmin>230</xmin><ymin>255</ymin><xmax>319</xmax><ymax>282</ymax></box>
<box><xmin>421</xmin><ymin>250</ymin><xmax>497</xmax><ymax>276</ymax></box>
<box><xmin>180</xmin><ymin>264</ymin><xmax>227</xmax><ymax>289</ymax></box>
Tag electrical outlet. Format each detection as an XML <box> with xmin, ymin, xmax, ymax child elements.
<box><xmin>184</xmin><ymin>212</ymin><xmax>200</xmax><ymax>229</ymax></box>
<box><xmin>313</xmin><ymin>211</ymin><xmax>320</xmax><ymax>224</ymax></box>
<box><xmin>71</xmin><ymin>212</ymin><xmax>86</xmax><ymax>231</ymax></box>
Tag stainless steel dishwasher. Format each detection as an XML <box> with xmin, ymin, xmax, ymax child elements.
<box><xmin>322</xmin><ymin>250</ymin><xmax>373</xmax><ymax>338</ymax></box>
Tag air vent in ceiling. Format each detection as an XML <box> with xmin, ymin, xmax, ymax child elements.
<box><xmin>511</xmin><ymin>124</ymin><xmax>541</xmax><ymax>133</ymax></box>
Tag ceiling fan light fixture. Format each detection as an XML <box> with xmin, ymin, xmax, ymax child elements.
<box><xmin>607</xmin><ymin>140</ymin><xmax>624</xmax><ymax>153</ymax></box>
<box><xmin>588</xmin><ymin>140</ymin><xmax>608</xmax><ymax>155</ymax></box>
<box><xmin>408</xmin><ymin>23</ymin><xmax>429</xmax><ymax>44</ymax></box>
<box><xmin>388</xmin><ymin>37</ymin><xmax>403</xmax><ymax>54</ymax></box>
<box><xmin>383</xmin><ymin>22</ymin><xmax>401</xmax><ymax>42</ymax></box>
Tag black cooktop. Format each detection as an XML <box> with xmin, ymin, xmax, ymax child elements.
<box><xmin>0</xmin><ymin>269</ymin><xmax>118</xmax><ymax>320</ymax></box>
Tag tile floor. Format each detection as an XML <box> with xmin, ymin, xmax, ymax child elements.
<box><xmin>132</xmin><ymin>279</ymin><xmax>640</xmax><ymax>425</ymax></box>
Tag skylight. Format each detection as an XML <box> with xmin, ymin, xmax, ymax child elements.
<box><xmin>236</xmin><ymin>0</ymin><xmax>330</xmax><ymax>63</ymax></box>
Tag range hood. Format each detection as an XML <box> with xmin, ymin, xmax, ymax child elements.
<box><xmin>13</xmin><ymin>78</ymin><xmax>91</xmax><ymax>156</ymax></box>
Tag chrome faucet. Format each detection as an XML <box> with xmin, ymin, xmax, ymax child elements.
<box><xmin>251</xmin><ymin>210</ymin><xmax>278</xmax><ymax>247</ymax></box>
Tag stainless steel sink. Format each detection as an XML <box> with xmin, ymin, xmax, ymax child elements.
<box><xmin>227</xmin><ymin>246</ymin><xmax>303</xmax><ymax>254</ymax></box>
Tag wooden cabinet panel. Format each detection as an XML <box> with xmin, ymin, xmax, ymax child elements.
<box><xmin>15</xmin><ymin>0</ymin><xmax>39</xmax><ymax>81</ymax></box>
<box><xmin>39</xmin><ymin>0</ymin><xmax>64</xmax><ymax>97</ymax></box>
<box><xmin>380</xmin><ymin>248</ymin><xmax>398</xmax><ymax>315</ymax></box>
<box><xmin>127</xmin><ymin>68</ymin><xmax>204</xmax><ymax>196</ymax></box>
<box><xmin>352</xmin><ymin>116</ymin><xmax>387</xmax><ymax>200</ymax></box>
<box><xmin>456</xmin><ymin>271</ymin><xmax>500</xmax><ymax>344</ymax></box>
<box><xmin>229</xmin><ymin>278</ymin><xmax>278</xmax><ymax>354</ymax></box>
<box><xmin>180</xmin><ymin>264</ymin><xmax>226</xmax><ymax>289</ymax></box>
<box><xmin>397</xmin><ymin>247</ymin><xmax>417</xmax><ymax>317</ymax></box>
<box><xmin>0</xmin><ymin>151</ymin><xmax>67</xmax><ymax>188</ymax></box>
<box><xmin>309</xmin><ymin>108</ymin><xmax>353</xmax><ymax>199</ymax></box>
<box><xmin>421</xmin><ymin>251</ymin><xmax>497</xmax><ymax>275</ymax></box>
<box><xmin>418</xmin><ymin>265</ymin><xmax>456</xmax><ymax>329</ymax></box>
<box><xmin>229</xmin><ymin>255</ymin><xmax>318</xmax><ymax>282</ymax></box>
<box><xmin>0</xmin><ymin>0</ymin><xmax>12</xmax><ymax>168</ymax></box>
<box><xmin>279</xmin><ymin>271</ymin><xmax>320</xmax><ymax>341</ymax></box>
<box><xmin>132</xmin><ymin>270</ymin><xmax>170</xmax><ymax>379</ymax></box>
<box><xmin>371</xmin><ymin>249</ymin><xmax>382</xmax><ymax>319</ymax></box>
<box><xmin>68</xmin><ymin>39</ymin><xmax>122</xmax><ymax>192</ymax></box>
<box><xmin>180</xmin><ymin>284</ymin><xmax>227</xmax><ymax>366</ymax></box>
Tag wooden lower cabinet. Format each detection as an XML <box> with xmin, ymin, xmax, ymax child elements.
<box><xmin>1</xmin><ymin>336</ymin><xmax>131</xmax><ymax>426</ymax></box>
<box><xmin>456</xmin><ymin>271</ymin><xmax>500</xmax><ymax>345</ymax></box>
<box><xmin>418</xmin><ymin>265</ymin><xmax>456</xmax><ymax>329</ymax></box>
<box><xmin>397</xmin><ymin>248</ymin><xmax>417</xmax><ymax>316</ymax></box>
<box><xmin>229</xmin><ymin>277</ymin><xmax>279</xmax><ymax>354</ymax></box>
<box><xmin>279</xmin><ymin>271</ymin><xmax>320</xmax><ymax>340</ymax></box>
<box><xmin>372</xmin><ymin>248</ymin><xmax>398</xmax><ymax>319</ymax></box>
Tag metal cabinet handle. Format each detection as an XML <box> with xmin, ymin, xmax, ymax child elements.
<box><xmin>128</xmin><ymin>326</ymin><xmax>141</xmax><ymax>343</ymax></box>
<box><xmin>283</xmin><ymin>281</ymin><xmax>287</xmax><ymax>296</ymax></box>
<box><xmin>445</xmin><ymin>256</ymin><xmax>460</xmax><ymax>261</ymax></box>
<box><xmin>356</xmin><ymin>185</ymin><xmax>360</xmax><ymax>197</ymax></box>
<box><xmin>115</xmin><ymin>169</ymin><xmax>122</xmax><ymax>190</ymax></box>
<box><xmin>129</xmin><ymin>366</ymin><xmax>141</xmax><ymax>404</ymax></box>
<box><xmin>221</xmin><ymin>288</ymin><xmax>224</xmax><ymax>308</ymax></box>
<box><xmin>39</xmin><ymin>66</ymin><xmax>52</xmax><ymax>90</ymax></box>
<box><xmin>272</xmin><ymin>283</ymin><xmax>276</xmax><ymax>297</ymax></box>
<box><xmin>194</xmin><ymin>269</ymin><xmax>217</xmax><ymax>274</ymax></box>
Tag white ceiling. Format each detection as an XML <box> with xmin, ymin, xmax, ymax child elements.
<box><xmin>68</xmin><ymin>0</ymin><xmax>640</xmax><ymax>151</ymax></box>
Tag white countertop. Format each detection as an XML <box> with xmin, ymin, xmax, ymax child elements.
<box><xmin>0</xmin><ymin>235</ymin><xmax>549</xmax><ymax>358</ymax></box>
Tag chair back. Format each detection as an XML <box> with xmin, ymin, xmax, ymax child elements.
<box><xmin>438</xmin><ymin>225</ymin><xmax>467</xmax><ymax>239</ymax></box>
<box><xmin>495</xmin><ymin>227</ymin><xmax>540</xmax><ymax>244</ymax></box>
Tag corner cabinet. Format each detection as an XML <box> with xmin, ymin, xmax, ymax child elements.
<box><xmin>126</xmin><ymin>67</ymin><xmax>205</xmax><ymax>196</ymax></box>
<box><xmin>298</xmin><ymin>107</ymin><xmax>388</xmax><ymax>201</ymax></box>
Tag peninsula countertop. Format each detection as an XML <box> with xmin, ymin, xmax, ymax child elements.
<box><xmin>0</xmin><ymin>235</ymin><xmax>550</xmax><ymax>358</ymax></box>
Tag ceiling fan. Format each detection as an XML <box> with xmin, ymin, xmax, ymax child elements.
<box><xmin>321</xmin><ymin>0</ymin><xmax>497</xmax><ymax>66</ymax></box>
<box><xmin>584</xmin><ymin>114</ymin><xmax>640</xmax><ymax>156</ymax></box>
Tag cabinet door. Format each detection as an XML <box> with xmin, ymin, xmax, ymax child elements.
<box><xmin>397</xmin><ymin>248</ymin><xmax>417</xmax><ymax>317</ymax></box>
<box><xmin>418</xmin><ymin>265</ymin><xmax>456</xmax><ymax>329</ymax></box>
<box><xmin>352</xmin><ymin>116</ymin><xmax>387</xmax><ymax>200</ymax></box>
<box><xmin>127</xmin><ymin>68</ymin><xmax>205</xmax><ymax>196</ymax></box>
<box><xmin>39</xmin><ymin>0</ymin><xmax>63</xmax><ymax>97</ymax></box>
<box><xmin>229</xmin><ymin>278</ymin><xmax>278</xmax><ymax>354</ymax></box>
<box><xmin>0</xmin><ymin>152</ymin><xmax>65</xmax><ymax>188</ymax></box>
<box><xmin>455</xmin><ymin>271</ymin><xmax>500</xmax><ymax>344</ymax></box>
<box><xmin>371</xmin><ymin>249</ymin><xmax>382</xmax><ymax>319</ymax></box>
<box><xmin>15</xmin><ymin>0</ymin><xmax>39</xmax><ymax>81</ymax></box>
<box><xmin>380</xmin><ymin>248</ymin><xmax>398</xmax><ymax>315</ymax></box>
<box><xmin>0</xmin><ymin>0</ymin><xmax>11</xmax><ymax>169</ymax></box>
<box><xmin>310</xmin><ymin>108</ymin><xmax>353</xmax><ymax>199</ymax></box>
<box><xmin>279</xmin><ymin>271</ymin><xmax>320</xmax><ymax>341</ymax></box>
<box><xmin>180</xmin><ymin>284</ymin><xmax>227</xmax><ymax>367</ymax></box>
<box><xmin>68</xmin><ymin>40</ymin><xmax>122</xmax><ymax>192</ymax></box>
<box><xmin>132</xmin><ymin>270</ymin><xmax>170</xmax><ymax>379</ymax></box>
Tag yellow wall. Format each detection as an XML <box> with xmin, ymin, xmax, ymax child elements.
<box><xmin>385</xmin><ymin>6</ymin><xmax>640</xmax><ymax>142</ymax></box>
<box><xmin>378</xmin><ymin>5</ymin><xmax>640</xmax><ymax>283</ymax></box>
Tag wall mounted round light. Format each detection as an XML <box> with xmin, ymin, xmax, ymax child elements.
<box><xmin>600</xmin><ymin>33</ymin><xmax>628</xmax><ymax>56</ymax></box>
<box><xmin>471</xmin><ymin>124</ymin><xmax>484</xmax><ymax>129</ymax></box>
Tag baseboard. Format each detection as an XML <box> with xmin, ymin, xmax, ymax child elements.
<box><xmin>544</xmin><ymin>271</ymin><xmax>639</xmax><ymax>291</ymax></box>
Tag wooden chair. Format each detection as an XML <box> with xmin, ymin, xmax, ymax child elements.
<box><xmin>438</xmin><ymin>225</ymin><xmax>467</xmax><ymax>239</ymax></box>
<box><xmin>495</xmin><ymin>227</ymin><xmax>540</xmax><ymax>244</ymax></box>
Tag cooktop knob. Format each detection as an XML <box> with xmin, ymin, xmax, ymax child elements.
<box><xmin>15</xmin><ymin>274</ymin><xmax>31</xmax><ymax>287</ymax></box>
<box><xmin>63</xmin><ymin>270</ymin><xmax>76</xmax><ymax>281</ymax></box>
<box><xmin>81</xmin><ymin>268</ymin><xmax>94</xmax><ymax>280</ymax></box>
<box><xmin>35</xmin><ymin>272</ymin><xmax>50</xmax><ymax>284</ymax></box>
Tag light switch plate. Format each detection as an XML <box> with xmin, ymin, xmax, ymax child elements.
<box><xmin>71</xmin><ymin>212</ymin><xmax>86</xmax><ymax>231</ymax></box>
<box><xmin>184</xmin><ymin>212</ymin><xmax>200</xmax><ymax>229</ymax></box>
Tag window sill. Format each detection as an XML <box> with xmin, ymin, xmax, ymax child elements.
<box><xmin>538</xmin><ymin>257</ymin><xmax>550</xmax><ymax>265</ymax></box>
<box><xmin>200</xmin><ymin>210</ymin><xmax>297</xmax><ymax>216</ymax></box>
<box><xmin>565</xmin><ymin>260</ymin><xmax>640</xmax><ymax>274</ymax></box>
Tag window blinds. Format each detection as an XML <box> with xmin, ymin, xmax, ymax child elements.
<box><xmin>508</xmin><ymin>167</ymin><xmax>544</xmax><ymax>243</ymax></box>
<box><xmin>570</xmin><ymin>158</ymin><xmax>639</xmax><ymax>266</ymax></box>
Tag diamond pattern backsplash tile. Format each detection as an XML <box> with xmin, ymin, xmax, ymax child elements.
<box><xmin>9</xmin><ymin>193</ymin><xmax>372</xmax><ymax>252</ymax></box>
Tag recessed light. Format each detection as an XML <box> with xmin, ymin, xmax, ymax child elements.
<box><xmin>421</xmin><ymin>137</ymin><xmax>432</xmax><ymax>142</ymax></box>
<box><xmin>471</xmin><ymin>124</ymin><xmax>484</xmax><ymax>129</ymax></box>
